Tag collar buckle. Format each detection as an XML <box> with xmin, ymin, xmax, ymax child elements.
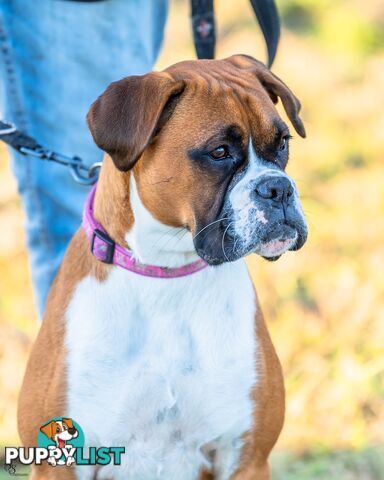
<box><xmin>91</xmin><ymin>228</ymin><xmax>115</xmax><ymax>264</ymax></box>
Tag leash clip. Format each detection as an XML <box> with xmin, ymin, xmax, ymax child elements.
<box><xmin>0</xmin><ymin>122</ymin><xmax>17</xmax><ymax>135</ymax></box>
<box><xmin>0</xmin><ymin>120</ymin><xmax>101</xmax><ymax>185</ymax></box>
<box><xmin>68</xmin><ymin>157</ymin><xmax>102</xmax><ymax>186</ymax></box>
<box><xmin>19</xmin><ymin>147</ymin><xmax>101</xmax><ymax>185</ymax></box>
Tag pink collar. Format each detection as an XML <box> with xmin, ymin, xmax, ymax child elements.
<box><xmin>82</xmin><ymin>184</ymin><xmax>208</xmax><ymax>278</ymax></box>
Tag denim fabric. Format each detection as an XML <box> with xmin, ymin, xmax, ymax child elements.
<box><xmin>0</xmin><ymin>0</ymin><xmax>168</xmax><ymax>316</ymax></box>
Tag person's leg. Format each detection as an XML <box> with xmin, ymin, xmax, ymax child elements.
<box><xmin>0</xmin><ymin>0</ymin><xmax>168</xmax><ymax>316</ymax></box>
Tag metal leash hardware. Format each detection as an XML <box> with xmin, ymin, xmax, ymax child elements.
<box><xmin>18</xmin><ymin>146</ymin><xmax>102</xmax><ymax>186</ymax></box>
<box><xmin>0</xmin><ymin>120</ymin><xmax>101</xmax><ymax>185</ymax></box>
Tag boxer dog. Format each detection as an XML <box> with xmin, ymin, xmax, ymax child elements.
<box><xmin>18</xmin><ymin>55</ymin><xmax>307</xmax><ymax>480</ymax></box>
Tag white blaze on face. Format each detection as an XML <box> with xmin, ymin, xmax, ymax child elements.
<box><xmin>229</xmin><ymin>142</ymin><xmax>279</xmax><ymax>244</ymax></box>
<box><xmin>228</xmin><ymin>141</ymin><xmax>304</xmax><ymax>256</ymax></box>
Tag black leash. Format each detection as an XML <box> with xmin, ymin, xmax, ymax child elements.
<box><xmin>191</xmin><ymin>0</ymin><xmax>216</xmax><ymax>60</ymax></box>
<box><xmin>249</xmin><ymin>0</ymin><xmax>280</xmax><ymax>68</ymax></box>
<box><xmin>191</xmin><ymin>0</ymin><xmax>280</xmax><ymax>67</ymax></box>
<box><xmin>0</xmin><ymin>1</ymin><xmax>280</xmax><ymax>185</ymax></box>
<box><xmin>0</xmin><ymin>121</ymin><xmax>101</xmax><ymax>185</ymax></box>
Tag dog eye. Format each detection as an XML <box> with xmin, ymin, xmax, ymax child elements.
<box><xmin>56</xmin><ymin>427</ymin><xmax>60</xmax><ymax>433</ymax></box>
<box><xmin>278</xmin><ymin>135</ymin><xmax>291</xmax><ymax>151</ymax></box>
<box><xmin>209</xmin><ymin>146</ymin><xmax>229</xmax><ymax>160</ymax></box>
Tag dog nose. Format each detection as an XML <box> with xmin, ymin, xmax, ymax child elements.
<box><xmin>255</xmin><ymin>176</ymin><xmax>293</xmax><ymax>202</ymax></box>
<box><xmin>68</xmin><ymin>427</ymin><xmax>76</xmax><ymax>435</ymax></box>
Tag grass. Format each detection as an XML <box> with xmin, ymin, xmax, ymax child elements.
<box><xmin>272</xmin><ymin>447</ymin><xmax>384</xmax><ymax>479</ymax></box>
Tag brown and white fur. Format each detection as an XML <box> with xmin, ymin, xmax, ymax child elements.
<box><xmin>18</xmin><ymin>55</ymin><xmax>307</xmax><ymax>480</ymax></box>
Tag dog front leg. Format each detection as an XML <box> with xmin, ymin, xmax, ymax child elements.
<box><xmin>230</xmin><ymin>460</ymin><xmax>270</xmax><ymax>480</ymax></box>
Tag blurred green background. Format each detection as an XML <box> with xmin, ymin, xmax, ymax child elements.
<box><xmin>1</xmin><ymin>0</ymin><xmax>383</xmax><ymax>478</ymax></box>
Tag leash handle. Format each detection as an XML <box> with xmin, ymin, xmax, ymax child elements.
<box><xmin>191</xmin><ymin>0</ymin><xmax>216</xmax><ymax>60</ymax></box>
<box><xmin>0</xmin><ymin>121</ymin><xmax>100</xmax><ymax>185</ymax></box>
<box><xmin>190</xmin><ymin>0</ymin><xmax>280</xmax><ymax>68</ymax></box>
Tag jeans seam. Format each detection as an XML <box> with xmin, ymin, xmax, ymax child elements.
<box><xmin>0</xmin><ymin>14</ymin><xmax>56</xmax><ymax>268</ymax></box>
<box><xmin>0</xmin><ymin>20</ymin><xmax>26</xmax><ymax>129</ymax></box>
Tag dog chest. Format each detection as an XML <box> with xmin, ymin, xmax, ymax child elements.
<box><xmin>65</xmin><ymin>261</ymin><xmax>257</xmax><ymax>480</ymax></box>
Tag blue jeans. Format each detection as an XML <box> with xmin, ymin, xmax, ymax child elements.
<box><xmin>0</xmin><ymin>0</ymin><xmax>168</xmax><ymax>316</ymax></box>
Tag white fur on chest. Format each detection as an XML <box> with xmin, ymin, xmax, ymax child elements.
<box><xmin>66</xmin><ymin>261</ymin><xmax>257</xmax><ymax>480</ymax></box>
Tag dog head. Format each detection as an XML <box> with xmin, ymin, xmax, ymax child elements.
<box><xmin>87</xmin><ymin>55</ymin><xmax>307</xmax><ymax>264</ymax></box>
<box><xmin>40</xmin><ymin>418</ymin><xmax>78</xmax><ymax>448</ymax></box>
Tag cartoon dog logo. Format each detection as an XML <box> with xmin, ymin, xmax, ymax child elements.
<box><xmin>40</xmin><ymin>418</ymin><xmax>78</xmax><ymax>466</ymax></box>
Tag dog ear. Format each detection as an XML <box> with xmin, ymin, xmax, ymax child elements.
<box><xmin>87</xmin><ymin>72</ymin><xmax>186</xmax><ymax>171</ymax></box>
<box><xmin>40</xmin><ymin>421</ymin><xmax>55</xmax><ymax>439</ymax></box>
<box><xmin>226</xmin><ymin>54</ymin><xmax>306</xmax><ymax>138</ymax></box>
<box><xmin>62</xmin><ymin>418</ymin><xmax>73</xmax><ymax>429</ymax></box>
